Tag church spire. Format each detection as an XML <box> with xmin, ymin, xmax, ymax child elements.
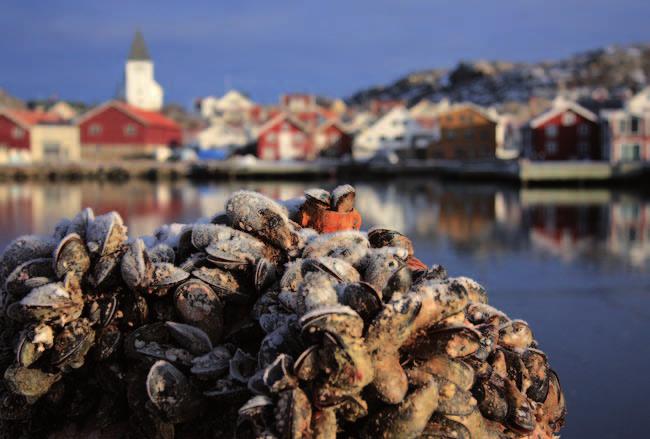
<box><xmin>128</xmin><ymin>30</ymin><xmax>151</xmax><ymax>61</ymax></box>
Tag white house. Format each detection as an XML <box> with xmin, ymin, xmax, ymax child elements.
<box><xmin>353</xmin><ymin>106</ymin><xmax>438</xmax><ymax>160</ymax></box>
<box><xmin>199</xmin><ymin>90</ymin><xmax>254</xmax><ymax>122</ymax></box>
<box><xmin>600</xmin><ymin>86</ymin><xmax>650</xmax><ymax>162</ymax></box>
<box><xmin>196</xmin><ymin>118</ymin><xmax>254</xmax><ymax>151</ymax></box>
<box><xmin>125</xmin><ymin>31</ymin><xmax>163</xmax><ymax>111</ymax></box>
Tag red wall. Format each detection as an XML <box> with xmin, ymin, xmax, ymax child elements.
<box><xmin>531</xmin><ymin>110</ymin><xmax>600</xmax><ymax>160</ymax></box>
<box><xmin>319</xmin><ymin>124</ymin><xmax>352</xmax><ymax>157</ymax></box>
<box><xmin>79</xmin><ymin>106</ymin><xmax>181</xmax><ymax>147</ymax></box>
<box><xmin>257</xmin><ymin>118</ymin><xmax>312</xmax><ymax>160</ymax></box>
<box><xmin>0</xmin><ymin>115</ymin><xmax>30</xmax><ymax>150</ymax></box>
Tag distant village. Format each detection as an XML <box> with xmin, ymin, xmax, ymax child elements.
<box><xmin>1</xmin><ymin>31</ymin><xmax>649</xmax><ymax>167</ymax></box>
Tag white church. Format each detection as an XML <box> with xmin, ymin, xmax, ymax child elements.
<box><xmin>124</xmin><ymin>31</ymin><xmax>163</xmax><ymax>111</ymax></box>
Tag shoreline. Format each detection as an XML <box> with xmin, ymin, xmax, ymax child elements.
<box><xmin>0</xmin><ymin>159</ymin><xmax>648</xmax><ymax>186</ymax></box>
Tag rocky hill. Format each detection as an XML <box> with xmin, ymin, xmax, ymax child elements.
<box><xmin>347</xmin><ymin>44</ymin><xmax>650</xmax><ymax>109</ymax></box>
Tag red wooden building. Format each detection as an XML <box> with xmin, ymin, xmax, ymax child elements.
<box><xmin>0</xmin><ymin>110</ymin><xmax>60</xmax><ymax>150</ymax></box>
<box><xmin>77</xmin><ymin>100</ymin><xmax>181</xmax><ymax>160</ymax></box>
<box><xmin>256</xmin><ymin>113</ymin><xmax>314</xmax><ymax>160</ymax></box>
<box><xmin>524</xmin><ymin>98</ymin><xmax>600</xmax><ymax>160</ymax></box>
<box><xmin>314</xmin><ymin>120</ymin><xmax>353</xmax><ymax>158</ymax></box>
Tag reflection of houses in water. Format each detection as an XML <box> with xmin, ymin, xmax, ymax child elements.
<box><xmin>524</xmin><ymin>193</ymin><xmax>609</xmax><ymax>261</ymax></box>
<box><xmin>608</xmin><ymin>197</ymin><xmax>650</xmax><ymax>267</ymax></box>
<box><xmin>435</xmin><ymin>188</ymin><xmax>496</xmax><ymax>245</ymax></box>
<box><xmin>0</xmin><ymin>184</ymin><xmax>82</xmax><ymax>237</ymax></box>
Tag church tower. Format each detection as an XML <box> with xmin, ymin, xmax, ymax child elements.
<box><xmin>125</xmin><ymin>31</ymin><xmax>163</xmax><ymax>111</ymax></box>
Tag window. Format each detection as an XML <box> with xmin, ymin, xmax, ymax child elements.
<box><xmin>43</xmin><ymin>142</ymin><xmax>61</xmax><ymax>159</ymax></box>
<box><xmin>11</xmin><ymin>127</ymin><xmax>24</xmax><ymax>139</ymax></box>
<box><xmin>630</xmin><ymin>117</ymin><xmax>640</xmax><ymax>134</ymax></box>
<box><xmin>562</xmin><ymin>112</ymin><xmax>576</xmax><ymax>126</ymax></box>
<box><xmin>578</xmin><ymin>142</ymin><xmax>590</xmax><ymax>159</ymax></box>
<box><xmin>621</xmin><ymin>144</ymin><xmax>641</xmax><ymax>161</ymax></box>
<box><xmin>447</xmin><ymin>130</ymin><xmax>456</xmax><ymax>140</ymax></box>
<box><xmin>578</xmin><ymin>124</ymin><xmax>590</xmax><ymax>137</ymax></box>
<box><xmin>546</xmin><ymin>141</ymin><xmax>558</xmax><ymax>154</ymax></box>
<box><xmin>619</xmin><ymin>119</ymin><xmax>626</xmax><ymax>133</ymax></box>
<box><xmin>464</xmin><ymin>129</ymin><xmax>473</xmax><ymax>139</ymax></box>
<box><xmin>267</xmin><ymin>133</ymin><xmax>277</xmax><ymax>142</ymax></box>
<box><xmin>394</xmin><ymin>136</ymin><xmax>404</xmax><ymax>142</ymax></box>
<box><xmin>88</xmin><ymin>123</ymin><xmax>102</xmax><ymax>135</ymax></box>
<box><xmin>446</xmin><ymin>115</ymin><xmax>453</xmax><ymax>122</ymax></box>
<box><xmin>124</xmin><ymin>124</ymin><xmax>137</xmax><ymax>136</ymax></box>
<box><xmin>545</xmin><ymin>125</ymin><xmax>558</xmax><ymax>138</ymax></box>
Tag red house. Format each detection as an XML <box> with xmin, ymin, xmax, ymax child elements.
<box><xmin>314</xmin><ymin>120</ymin><xmax>353</xmax><ymax>158</ymax></box>
<box><xmin>77</xmin><ymin>100</ymin><xmax>181</xmax><ymax>160</ymax></box>
<box><xmin>524</xmin><ymin>97</ymin><xmax>600</xmax><ymax>160</ymax></box>
<box><xmin>256</xmin><ymin>113</ymin><xmax>314</xmax><ymax>160</ymax></box>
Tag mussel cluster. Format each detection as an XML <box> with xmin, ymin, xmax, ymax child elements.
<box><xmin>0</xmin><ymin>187</ymin><xmax>566</xmax><ymax>438</ymax></box>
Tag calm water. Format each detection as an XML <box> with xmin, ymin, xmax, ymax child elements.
<box><xmin>0</xmin><ymin>179</ymin><xmax>648</xmax><ymax>438</ymax></box>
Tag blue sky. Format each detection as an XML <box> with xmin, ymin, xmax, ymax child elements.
<box><xmin>1</xmin><ymin>0</ymin><xmax>649</xmax><ymax>107</ymax></box>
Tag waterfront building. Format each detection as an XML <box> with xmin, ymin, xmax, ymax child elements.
<box><xmin>77</xmin><ymin>100</ymin><xmax>181</xmax><ymax>161</ymax></box>
<box><xmin>600</xmin><ymin>86</ymin><xmax>650</xmax><ymax>162</ymax></box>
<box><xmin>199</xmin><ymin>90</ymin><xmax>255</xmax><ymax>123</ymax></box>
<box><xmin>314</xmin><ymin>119</ymin><xmax>353</xmax><ymax>158</ymax></box>
<box><xmin>369</xmin><ymin>99</ymin><xmax>406</xmax><ymax>116</ymax></box>
<box><xmin>0</xmin><ymin>109</ymin><xmax>80</xmax><ymax>164</ymax></box>
<box><xmin>523</xmin><ymin>96</ymin><xmax>600</xmax><ymax>160</ymax></box>
<box><xmin>125</xmin><ymin>31</ymin><xmax>163</xmax><ymax>111</ymax></box>
<box><xmin>256</xmin><ymin>112</ymin><xmax>313</xmax><ymax>160</ymax></box>
<box><xmin>353</xmin><ymin>106</ymin><xmax>437</xmax><ymax>160</ymax></box>
<box><xmin>427</xmin><ymin>103</ymin><xmax>499</xmax><ymax>160</ymax></box>
<box><xmin>196</xmin><ymin>118</ymin><xmax>254</xmax><ymax>152</ymax></box>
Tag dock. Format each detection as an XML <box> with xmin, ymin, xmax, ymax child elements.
<box><xmin>0</xmin><ymin>159</ymin><xmax>647</xmax><ymax>184</ymax></box>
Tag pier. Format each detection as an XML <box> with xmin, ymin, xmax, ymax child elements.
<box><xmin>0</xmin><ymin>159</ymin><xmax>648</xmax><ymax>183</ymax></box>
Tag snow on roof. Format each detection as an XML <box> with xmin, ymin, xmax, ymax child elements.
<box><xmin>529</xmin><ymin>97</ymin><xmax>597</xmax><ymax>128</ymax></box>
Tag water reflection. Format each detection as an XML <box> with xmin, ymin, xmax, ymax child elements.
<box><xmin>0</xmin><ymin>180</ymin><xmax>649</xmax><ymax>270</ymax></box>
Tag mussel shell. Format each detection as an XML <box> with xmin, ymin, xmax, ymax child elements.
<box><xmin>146</xmin><ymin>360</ymin><xmax>201</xmax><ymax>424</ymax></box>
<box><xmin>174</xmin><ymin>280</ymin><xmax>224</xmax><ymax>343</ymax></box>
<box><xmin>4</xmin><ymin>365</ymin><xmax>61</xmax><ymax>398</ymax></box>
<box><xmin>421</xmin><ymin>414</ymin><xmax>471</xmax><ymax>439</ymax></box>
<box><xmin>504</xmin><ymin>378</ymin><xmax>536</xmax><ymax>433</ymax></box>
<box><xmin>51</xmin><ymin>318</ymin><xmax>95</xmax><ymax>369</ymax></box>
<box><xmin>472</xmin><ymin>376</ymin><xmax>508</xmax><ymax>422</ymax></box>
<box><xmin>53</xmin><ymin>233</ymin><xmax>90</xmax><ymax>278</ymax></box>
<box><xmin>367</xmin><ymin>228</ymin><xmax>414</xmax><ymax>256</ymax></box>
<box><xmin>274</xmin><ymin>387</ymin><xmax>312</xmax><ymax>439</ymax></box>
<box><xmin>337</xmin><ymin>282</ymin><xmax>382</xmax><ymax>324</ymax></box>
<box><xmin>263</xmin><ymin>354</ymin><xmax>297</xmax><ymax>393</ymax></box>
<box><xmin>408</xmin><ymin>355</ymin><xmax>475</xmax><ymax>391</ymax></box>
<box><xmin>191</xmin><ymin>346</ymin><xmax>232</xmax><ymax>380</ymax></box>
<box><xmin>121</xmin><ymin>238</ymin><xmax>152</xmax><ymax>290</ymax></box>
<box><xmin>254</xmin><ymin>258</ymin><xmax>276</xmax><ymax>293</ymax></box>
<box><xmin>404</xmin><ymin>325</ymin><xmax>481</xmax><ymax>360</ymax></box>
<box><xmin>4</xmin><ymin>258</ymin><xmax>55</xmax><ymax>302</ymax></box>
<box><xmin>165</xmin><ymin>321</ymin><xmax>213</xmax><ymax>356</ymax></box>
<box><xmin>94</xmin><ymin>324</ymin><xmax>122</xmax><ymax>361</ymax></box>
<box><xmin>293</xmin><ymin>345</ymin><xmax>320</xmax><ymax>382</ymax></box>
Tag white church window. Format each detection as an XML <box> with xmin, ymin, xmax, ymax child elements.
<box><xmin>11</xmin><ymin>127</ymin><xmax>24</xmax><ymax>139</ymax></box>
<box><xmin>124</xmin><ymin>124</ymin><xmax>138</xmax><ymax>136</ymax></box>
<box><xmin>89</xmin><ymin>124</ymin><xmax>102</xmax><ymax>135</ymax></box>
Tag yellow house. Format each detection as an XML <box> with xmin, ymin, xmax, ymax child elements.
<box><xmin>0</xmin><ymin>109</ymin><xmax>81</xmax><ymax>164</ymax></box>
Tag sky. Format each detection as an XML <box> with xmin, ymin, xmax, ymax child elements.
<box><xmin>1</xmin><ymin>0</ymin><xmax>649</xmax><ymax>107</ymax></box>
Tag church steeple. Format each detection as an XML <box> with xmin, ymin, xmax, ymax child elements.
<box><xmin>128</xmin><ymin>30</ymin><xmax>151</xmax><ymax>61</ymax></box>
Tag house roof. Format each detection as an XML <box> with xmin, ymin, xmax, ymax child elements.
<box><xmin>0</xmin><ymin>109</ymin><xmax>62</xmax><ymax>129</ymax></box>
<box><xmin>316</xmin><ymin>118</ymin><xmax>349</xmax><ymax>133</ymax></box>
<box><xmin>257</xmin><ymin>112</ymin><xmax>309</xmax><ymax>134</ymax></box>
<box><xmin>128</xmin><ymin>30</ymin><xmax>151</xmax><ymax>61</ymax></box>
<box><xmin>529</xmin><ymin>97</ymin><xmax>597</xmax><ymax>128</ymax></box>
<box><xmin>76</xmin><ymin>100</ymin><xmax>179</xmax><ymax>129</ymax></box>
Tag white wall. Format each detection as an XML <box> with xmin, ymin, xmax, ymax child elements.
<box><xmin>125</xmin><ymin>60</ymin><xmax>163</xmax><ymax>111</ymax></box>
